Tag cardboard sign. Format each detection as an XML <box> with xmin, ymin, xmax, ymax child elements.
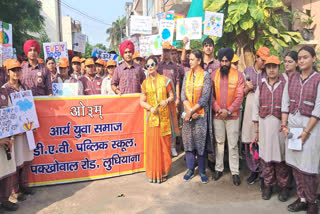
<box><xmin>43</xmin><ymin>42</ymin><xmax>68</xmax><ymax>65</ymax></box>
<box><xmin>52</xmin><ymin>83</ymin><xmax>79</xmax><ymax>96</ymax></box>
<box><xmin>176</xmin><ymin>17</ymin><xmax>203</xmax><ymax>40</ymax></box>
<box><xmin>72</xmin><ymin>33</ymin><xmax>87</xmax><ymax>53</ymax></box>
<box><xmin>29</xmin><ymin>95</ymin><xmax>145</xmax><ymax>186</ymax></box>
<box><xmin>204</xmin><ymin>11</ymin><xmax>224</xmax><ymax>37</ymax></box>
<box><xmin>139</xmin><ymin>35</ymin><xmax>163</xmax><ymax>57</ymax></box>
<box><xmin>0</xmin><ymin>22</ymin><xmax>13</xmax><ymax>65</ymax></box>
<box><xmin>130</xmin><ymin>15</ymin><xmax>153</xmax><ymax>35</ymax></box>
<box><xmin>91</xmin><ymin>47</ymin><xmax>119</xmax><ymax>63</ymax></box>
<box><xmin>159</xmin><ymin>20</ymin><xmax>175</xmax><ymax>44</ymax></box>
<box><xmin>0</xmin><ymin>106</ymin><xmax>21</xmax><ymax>139</ymax></box>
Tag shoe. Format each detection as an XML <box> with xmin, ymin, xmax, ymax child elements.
<box><xmin>183</xmin><ymin>169</ymin><xmax>194</xmax><ymax>181</ymax></box>
<box><xmin>278</xmin><ymin>187</ymin><xmax>290</xmax><ymax>202</ymax></box>
<box><xmin>262</xmin><ymin>186</ymin><xmax>272</xmax><ymax>200</ymax></box>
<box><xmin>171</xmin><ymin>148</ymin><xmax>178</xmax><ymax>157</ymax></box>
<box><xmin>213</xmin><ymin>171</ymin><xmax>223</xmax><ymax>181</ymax></box>
<box><xmin>246</xmin><ymin>172</ymin><xmax>259</xmax><ymax>185</ymax></box>
<box><xmin>260</xmin><ymin>178</ymin><xmax>265</xmax><ymax>191</ymax></box>
<box><xmin>287</xmin><ymin>198</ymin><xmax>308</xmax><ymax>212</ymax></box>
<box><xmin>17</xmin><ymin>193</ymin><xmax>27</xmax><ymax>201</ymax></box>
<box><xmin>21</xmin><ymin>187</ymin><xmax>35</xmax><ymax>195</ymax></box>
<box><xmin>200</xmin><ymin>173</ymin><xmax>208</xmax><ymax>184</ymax></box>
<box><xmin>208</xmin><ymin>160</ymin><xmax>215</xmax><ymax>172</ymax></box>
<box><xmin>307</xmin><ymin>202</ymin><xmax>318</xmax><ymax>214</ymax></box>
<box><xmin>232</xmin><ymin>175</ymin><xmax>241</xmax><ymax>186</ymax></box>
<box><xmin>1</xmin><ymin>201</ymin><xmax>19</xmax><ymax>211</ymax></box>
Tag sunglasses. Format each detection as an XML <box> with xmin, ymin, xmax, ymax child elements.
<box><xmin>145</xmin><ymin>62</ymin><xmax>156</xmax><ymax>69</ymax></box>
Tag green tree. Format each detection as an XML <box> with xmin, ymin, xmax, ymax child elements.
<box><xmin>204</xmin><ymin>0</ymin><xmax>303</xmax><ymax>67</ymax></box>
<box><xmin>84</xmin><ymin>42</ymin><xmax>93</xmax><ymax>58</ymax></box>
<box><xmin>0</xmin><ymin>0</ymin><xmax>44</xmax><ymax>56</ymax></box>
<box><xmin>106</xmin><ymin>16</ymin><xmax>126</xmax><ymax>52</ymax></box>
<box><xmin>94</xmin><ymin>43</ymin><xmax>107</xmax><ymax>51</ymax></box>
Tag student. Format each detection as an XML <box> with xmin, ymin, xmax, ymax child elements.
<box><xmin>46</xmin><ymin>57</ymin><xmax>57</xmax><ymax>82</ymax></box>
<box><xmin>101</xmin><ymin>60</ymin><xmax>117</xmax><ymax>95</ymax></box>
<box><xmin>80</xmin><ymin>58</ymin><xmax>102</xmax><ymax>95</ymax></box>
<box><xmin>71</xmin><ymin>56</ymin><xmax>83</xmax><ymax>80</ymax></box>
<box><xmin>95</xmin><ymin>58</ymin><xmax>106</xmax><ymax>80</ymax></box>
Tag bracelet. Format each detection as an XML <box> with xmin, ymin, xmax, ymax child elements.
<box><xmin>303</xmin><ymin>130</ymin><xmax>310</xmax><ymax>135</ymax></box>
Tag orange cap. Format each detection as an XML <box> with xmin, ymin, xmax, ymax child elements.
<box><xmin>81</xmin><ymin>58</ymin><xmax>86</xmax><ymax>63</ymax></box>
<box><xmin>95</xmin><ymin>58</ymin><xmax>105</xmax><ymax>66</ymax></box>
<box><xmin>133</xmin><ymin>52</ymin><xmax>142</xmax><ymax>59</ymax></box>
<box><xmin>256</xmin><ymin>47</ymin><xmax>270</xmax><ymax>61</ymax></box>
<box><xmin>107</xmin><ymin>60</ymin><xmax>117</xmax><ymax>67</ymax></box>
<box><xmin>37</xmin><ymin>58</ymin><xmax>45</xmax><ymax>64</ymax></box>
<box><xmin>171</xmin><ymin>46</ymin><xmax>177</xmax><ymax>51</ymax></box>
<box><xmin>72</xmin><ymin>56</ymin><xmax>81</xmax><ymax>63</ymax></box>
<box><xmin>231</xmin><ymin>54</ymin><xmax>240</xmax><ymax>63</ymax></box>
<box><xmin>178</xmin><ymin>49</ymin><xmax>182</xmax><ymax>52</ymax></box>
<box><xmin>85</xmin><ymin>58</ymin><xmax>95</xmax><ymax>66</ymax></box>
<box><xmin>58</xmin><ymin>57</ymin><xmax>70</xmax><ymax>68</ymax></box>
<box><xmin>265</xmin><ymin>55</ymin><xmax>280</xmax><ymax>65</ymax></box>
<box><xmin>4</xmin><ymin>59</ymin><xmax>13</xmax><ymax>68</ymax></box>
<box><xmin>162</xmin><ymin>42</ymin><xmax>172</xmax><ymax>50</ymax></box>
<box><xmin>7</xmin><ymin>59</ymin><xmax>21</xmax><ymax>70</ymax></box>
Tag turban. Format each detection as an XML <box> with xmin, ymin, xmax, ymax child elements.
<box><xmin>218</xmin><ymin>48</ymin><xmax>234</xmax><ymax>62</ymax></box>
<box><xmin>119</xmin><ymin>40</ymin><xmax>134</xmax><ymax>58</ymax></box>
<box><xmin>23</xmin><ymin>40</ymin><xmax>40</xmax><ymax>57</ymax></box>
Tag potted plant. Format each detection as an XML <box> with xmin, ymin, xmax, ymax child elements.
<box><xmin>294</xmin><ymin>9</ymin><xmax>316</xmax><ymax>41</ymax></box>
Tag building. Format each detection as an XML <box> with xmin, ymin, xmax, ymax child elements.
<box><xmin>39</xmin><ymin>0</ymin><xmax>62</xmax><ymax>42</ymax></box>
<box><xmin>62</xmin><ymin>16</ymin><xmax>82</xmax><ymax>50</ymax></box>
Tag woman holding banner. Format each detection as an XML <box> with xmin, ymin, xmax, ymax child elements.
<box><xmin>140</xmin><ymin>56</ymin><xmax>180</xmax><ymax>184</ymax></box>
<box><xmin>2</xmin><ymin>59</ymin><xmax>35</xmax><ymax>202</ymax></box>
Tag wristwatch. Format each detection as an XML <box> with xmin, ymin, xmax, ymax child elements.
<box><xmin>227</xmin><ymin>109</ymin><xmax>232</xmax><ymax>116</ymax></box>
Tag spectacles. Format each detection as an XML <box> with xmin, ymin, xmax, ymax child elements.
<box><xmin>146</xmin><ymin>62</ymin><xmax>156</xmax><ymax>69</ymax></box>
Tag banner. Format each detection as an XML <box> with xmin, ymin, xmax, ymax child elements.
<box><xmin>176</xmin><ymin>17</ymin><xmax>203</xmax><ymax>41</ymax></box>
<box><xmin>130</xmin><ymin>15</ymin><xmax>153</xmax><ymax>35</ymax></box>
<box><xmin>91</xmin><ymin>47</ymin><xmax>119</xmax><ymax>63</ymax></box>
<box><xmin>43</xmin><ymin>42</ymin><xmax>68</xmax><ymax>66</ymax></box>
<box><xmin>72</xmin><ymin>33</ymin><xmax>87</xmax><ymax>53</ymax></box>
<box><xmin>204</xmin><ymin>11</ymin><xmax>224</xmax><ymax>37</ymax></box>
<box><xmin>159</xmin><ymin>20</ymin><xmax>175</xmax><ymax>45</ymax></box>
<box><xmin>29</xmin><ymin>95</ymin><xmax>145</xmax><ymax>186</ymax></box>
<box><xmin>139</xmin><ymin>35</ymin><xmax>163</xmax><ymax>57</ymax></box>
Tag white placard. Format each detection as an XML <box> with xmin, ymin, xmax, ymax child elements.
<box><xmin>204</xmin><ymin>11</ymin><xmax>224</xmax><ymax>37</ymax></box>
<box><xmin>159</xmin><ymin>20</ymin><xmax>175</xmax><ymax>44</ymax></box>
<box><xmin>176</xmin><ymin>17</ymin><xmax>202</xmax><ymax>40</ymax></box>
<box><xmin>1</xmin><ymin>22</ymin><xmax>13</xmax><ymax>64</ymax></box>
<box><xmin>139</xmin><ymin>35</ymin><xmax>163</xmax><ymax>57</ymax></box>
<box><xmin>91</xmin><ymin>47</ymin><xmax>119</xmax><ymax>63</ymax></box>
<box><xmin>288</xmin><ymin>128</ymin><xmax>303</xmax><ymax>151</ymax></box>
<box><xmin>130</xmin><ymin>15</ymin><xmax>153</xmax><ymax>35</ymax></box>
<box><xmin>73</xmin><ymin>33</ymin><xmax>87</xmax><ymax>53</ymax></box>
<box><xmin>52</xmin><ymin>83</ymin><xmax>79</xmax><ymax>96</ymax></box>
<box><xmin>43</xmin><ymin>42</ymin><xmax>68</xmax><ymax>65</ymax></box>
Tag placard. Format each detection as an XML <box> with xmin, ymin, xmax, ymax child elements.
<box><xmin>204</xmin><ymin>11</ymin><xmax>224</xmax><ymax>37</ymax></box>
<box><xmin>159</xmin><ymin>20</ymin><xmax>175</xmax><ymax>44</ymax></box>
<box><xmin>1</xmin><ymin>22</ymin><xmax>13</xmax><ymax>65</ymax></box>
<box><xmin>72</xmin><ymin>33</ymin><xmax>87</xmax><ymax>53</ymax></box>
<box><xmin>43</xmin><ymin>42</ymin><xmax>68</xmax><ymax>65</ymax></box>
<box><xmin>91</xmin><ymin>47</ymin><xmax>119</xmax><ymax>63</ymax></box>
<box><xmin>0</xmin><ymin>106</ymin><xmax>21</xmax><ymax>139</ymax></box>
<box><xmin>139</xmin><ymin>35</ymin><xmax>163</xmax><ymax>57</ymax></box>
<box><xmin>52</xmin><ymin>83</ymin><xmax>79</xmax><ymax>96</ymax></box>
<box><xmin>176</xmin><ymin>17</ymin><xmax>202</xmax><ymax>40</ymax></box>
<box><xmin>130</xmin><ymin>15</ymin><xmax>152</xmax><ymax>35</ymax></box>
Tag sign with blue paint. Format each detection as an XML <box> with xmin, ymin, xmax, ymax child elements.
<box><xmin>159</xmin><ymin>20</ymin><xmax>175</xmax><ymax>45</ymax></box>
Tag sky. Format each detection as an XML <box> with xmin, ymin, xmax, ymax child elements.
<box><xmin>61</xmin><ymin>0</ymin><xmax>130</xmax><ymax>47</ymax></box>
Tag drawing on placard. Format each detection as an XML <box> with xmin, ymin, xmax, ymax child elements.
<box><xmin>204</xmin><ymin>11</ymin><xmax>224</xmax><ymax>37</ymax></box>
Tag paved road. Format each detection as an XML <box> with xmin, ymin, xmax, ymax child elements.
<box><xmin>1</xmin><ymin>153</ymin><xmax>310</xmax><ymax>214</ymax></box>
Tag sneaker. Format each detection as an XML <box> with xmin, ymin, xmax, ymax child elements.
<box><xmin>287</xmin><ymin>198</ymin><xmax>307</xmax><ymax>212</ymax></box>
<box><xmin>1</xmin><ymin>201</ymin><xmax>19</xmax><ymax>211</ymax></box>
<box><xmin>171</xmin><ymin>148</ymin><xmax>178</xmax><ymax>157</ymax></box>
<box><xmin>200</xmin><ymin>173</ymin><xmax>208</xmax><ymax>184</ymax></box>
<box><xmin>262</xmin><ymin>186</ymin><xmax>272</xmax><ymax>200</ymax></box>
<box><xmin>183</xmin><ymin>170</ymin><xmax>194</xmax><ymax>181</ymax></box>
<box><xmin>278</xmin><ymin>187</ymin><xmax>290</xmax><ymax>202</ymax></box>
<box><xmin>246</xmin><ymin>172</ymin><xmax>259</xmax><ymax>185</ymax></box>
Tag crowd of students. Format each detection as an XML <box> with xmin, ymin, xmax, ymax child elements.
<box><xmin>0</xmin><ymin>38</ymin><xmax>319</xmax><ymax>214</ymax></box>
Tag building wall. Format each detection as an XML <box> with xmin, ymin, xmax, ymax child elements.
<box><xmin>62</xmin><ymin>16</ymin><xmax>73</xmax><ymax>50</ymax></box>
<box><xmin>39</xmin><ymin>0</ymin><xmax>61</xmax><ymax>42</ymax></box>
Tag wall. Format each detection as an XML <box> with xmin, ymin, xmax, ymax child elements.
<box><xmin>39</xmin><ymin>0</ymin><xmax>61</xmax><ymax>42</ymax></box>
<box><xmin>62</xmin><ymin>16</ymin><xmax>72</xmax><ymax>50</ymax></box>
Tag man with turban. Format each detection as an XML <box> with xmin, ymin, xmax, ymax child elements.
<box><xmin>111</xmin><ymin>40</ymin><xmax>145</xmax><ymax>94</ymax></box>
<box><xmin>211</xmin><ymin>48</ymin><xmax>244</xmax><ymax>186</ymax></box>
<box><xmin>21</xmin><ymin>40</ymin><xmax>52</xmax><ymax>95</ymax></box>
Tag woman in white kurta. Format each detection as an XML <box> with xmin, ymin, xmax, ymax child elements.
<box><xmin>282</xmin><ymin>46</ymin><xmax>320</xmax><ymax>214</ymax></box>
<box><xmin>2</xmin><ymin>59</ymin><xmax>35</xmax><ymax>201</ymax></box>
<box><xmin>242</xmin><ymin>47</ymin><xmax>270</xmax><ymax>185</ymax></box>
<box><xmin>252</xmin><ymin>56</ymin><xmax>289</xmax><ymax>202</ymax></box>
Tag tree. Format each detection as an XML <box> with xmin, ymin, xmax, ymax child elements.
<box><xmin>106</xmin><ymin>16</ymin><xmax>126</xmax><ymax>52</ymax></box>
<box><xmin>204</xmin><ymin>0</ymin><xmax>303</xmax><ymax>69</ymax></box>
<box><xmin>84</xmin><ymin>42</ymin><xmax>93</xmax><ymax>58</ymax></box>
<box><xmin>0</xmin><ymin>0</ymin><xmax>45</xmax><ymax>56</ymax></box>
<box><xmin>95</xmin><ymin>43</ymin><xmax>107</xmax><ymax>51</ymax></box>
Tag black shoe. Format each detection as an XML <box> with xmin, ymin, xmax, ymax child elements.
<box><xmin>278</xmin><ymin>187</ymin><xmax>290</xmax><ymax>202</ymax></box>
<box><xmin>21</xmin><ymin>187</ymin><xmax>35</xmax><ymax>195</ymax></box>
<box><xmin>262</xmin><ymin>186</ymin><xmax>272</xmax><ymax>200</ymax></box>
<box><xmin>1</xmin><ymin>201</ymin><xmax>19</xmax><ymax>211</ymax></box>
<box><xmin>232</xmin><ymin>175</ymin><xmax>241</xmax><ymax>186</ymax></box>
<box><xmin>246</xmin><ymin>172</ymin><xmax>259</xmax><ymax>185</ymax></box>
<box><xmin>287</xmin><ymin>198</ymin><xmax>308</xmax><ymax>212</ymax></box>
<box><xmin>307</xmin><ymin>202</ymin><xmax>318</xmax><ymax>214</ymax></box>
<box><xmin>213</xmin><ymin>171</ymin><xmax>223</xmax><ymax>181</ymax></box>
<box><xmin>260</xmin><ymin>178</ymin><xmax>265</xmax><ymax>191</ymax></box>
<box><xmin>208</xmin><ymin>160</ymin><xmax>215</xmax><ymax>172</ymax></box>
<box><xmin>17</xmin><ymin>193</ymin><xmax>27</xmax><ymax>201</ymax></box>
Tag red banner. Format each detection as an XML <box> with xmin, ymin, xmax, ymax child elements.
<box><xmin>29</xmin><ymin>95</ymin><xmax>145</xmax><ymax>186</ymax></box>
